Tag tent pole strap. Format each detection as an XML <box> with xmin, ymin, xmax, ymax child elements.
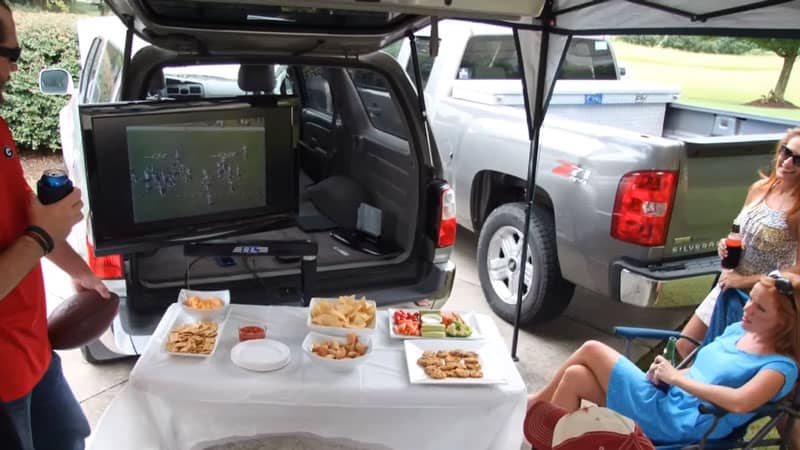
<box><xmin>510</xmin><ymin>2</ymin><xmax>553</xmax><ymax>361</ymax></box>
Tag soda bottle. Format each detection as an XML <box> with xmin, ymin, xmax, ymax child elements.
<box><xmin>721</xmin><ymin>223</ymin><xmax>743</xmax><ymax>269</ymax></box>
<box><xmin>36</xmin><ymin>169</ymin><xmax>74</xmax><ymax>205</ymax></box>
<box><xmin>663</xmin><ymin>336</ymin><xmax>677</xmax><ymax>366</ymax></box>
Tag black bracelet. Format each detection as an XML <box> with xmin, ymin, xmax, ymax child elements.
<box><xmin>24</xmin><ymin>229</ymin><xmax>49</xmax><ymax>255</ymax></box>
<box><xmin>25</xmin><ymin>225</ymin><xmax>54</xmax><ymax>255</ymax></box>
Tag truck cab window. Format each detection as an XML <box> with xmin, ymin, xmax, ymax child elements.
<box><xmin>458</xmin><ymin>36</ymin><xmax>520</xmax><ymax>80</ymax></box>
<box><xmin>456</xmin><ymin>35</ymin><xmax>618</xmax><ymax>81</ymax></box>
<box><xmin>558</xmin><ymin>38</ymin><xmax>617</xmax><ymax>80</ymax></box>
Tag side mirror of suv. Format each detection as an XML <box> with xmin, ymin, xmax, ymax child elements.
<box><xmin>39</xmin><ymin>68</ymin><xmax>73</xmax><ymax>95</ymax></box>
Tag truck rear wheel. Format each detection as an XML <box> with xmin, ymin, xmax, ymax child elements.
<box><xmin>477</xmin><ymin>203</ymin><xmax>574</xmax><ymax>325</ymax></box>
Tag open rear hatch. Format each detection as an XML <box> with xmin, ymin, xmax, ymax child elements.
<box><xmin>104</xmin><ymin>0</ymin><xmax>541</xmax><ymax>56</ymax></box>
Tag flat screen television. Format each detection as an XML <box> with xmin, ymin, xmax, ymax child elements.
<box><xmin>79</xmin><ymin>99</ymin><xmax>297</xmax><ymax>255</ymax></box>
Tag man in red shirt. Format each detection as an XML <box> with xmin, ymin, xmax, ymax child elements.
<box><xmin>0</xmin><ymin>2</ymin><xmax>110</xmax><ymax>449</ymax></box>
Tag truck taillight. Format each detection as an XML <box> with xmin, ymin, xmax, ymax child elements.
<box><xmin>87</xmin><ymin>238</ymin><xmax>123</xmax><ymax>279</ymax></box>
<box><xmin>611</xmin><ymin>171</ymin><xmax>677</xmax><ymax>246</ymax></box>
<box><xmin>437</xmin><ymin>186</ymin><xmax>457</xmax><ymax>248</ymax></box>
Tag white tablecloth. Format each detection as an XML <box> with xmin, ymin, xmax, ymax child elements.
<box><xmin>90</xmin><ymin>304</ymin><xmax>527</xmax><ymax>450</ymax></box>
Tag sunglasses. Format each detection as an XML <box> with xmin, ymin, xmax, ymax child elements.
<box><xmin>0</xmin><ymin>46</ymin><xmax>20</xmax><ymax>63</ymax></box>
<box><xmin>768</xmin><ymin>270</ymin><xmax>797</xmax><ymax>313</ymax></box>
<box><xmin>779</xmin><ymin>145</ymin><xmax>800</xmax><ymax>167</ymax></box>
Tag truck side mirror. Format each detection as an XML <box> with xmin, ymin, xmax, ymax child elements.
<box><xmin>39</xmin><ymin>68</ymin><xmax>73</xmax><ymax>95</ymax></box>
<box><xmin>619</xmin><ymin>66</ymin><xmax>627</xmax><ymax>77</ymax></box>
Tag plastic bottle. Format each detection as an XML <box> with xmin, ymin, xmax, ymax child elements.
<box><xmin>721</xmin><ymin>223</ymin><xmax>743</xmax><ymax>269</ymax></box>
<box><xmin>663</xmin><ymin>336</ymin><xmax>677</xmax><ymax>366</ymax></box>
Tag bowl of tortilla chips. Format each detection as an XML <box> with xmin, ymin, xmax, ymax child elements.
<box><xmin>307</xmin><ymin>296</ymin><xmax>377</xmax><ymax>338</ymax></box>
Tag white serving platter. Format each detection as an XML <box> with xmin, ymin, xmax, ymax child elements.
<box><xmin>404</xmin><ymin>339</ymin><xmax>508</xmax><ymax>385</ymax></box>
<box><xmin>388</xmin><ymin>308</ymin><xmax>482</xmax><ymax>340</ymax></box>
<box><xmin>306</xmin><ymin>297</ymin><xmax>377</xmax><ymax>338</ymax></box>
<box><xmin>230</xmin><ymin>339</ymin><xmax>291</xmax><ymax>372</ymax></box>
<box><xmin>164</xmin><ymin>311</ymin><xmax>226</xmax><ymax>358</ymax></box>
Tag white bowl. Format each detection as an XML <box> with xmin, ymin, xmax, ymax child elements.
<box><xmin>302</xmin><ymin>331</ymin><xmax>372</xmax><ymax>372</ymax></box>
<box><xmin>178</xmin><ymin>288</ymin><xmax>230</xmax><ymax>321</ymax></box>
<box><xmin>306</xmin><ymin>297</ymin><xmax>377</xmax><ymax>338</ymax></box>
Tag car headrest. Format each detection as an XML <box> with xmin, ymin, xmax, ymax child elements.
<box><xmin>238</xmin><ymin>64</ymin><xmax>276</xmax><ymax>93</ymax></box>
<box><xmin>147</xmin><ymin>69</ymin><xmax>166</xmax><ymax>96</ymax></box>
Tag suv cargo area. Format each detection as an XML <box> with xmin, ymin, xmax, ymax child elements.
<box><xmin>61</xmin><ymin>30</ymin><xmax>456</xmax><ymax>357</ymax></box>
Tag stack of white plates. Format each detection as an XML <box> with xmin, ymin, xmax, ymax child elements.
<box><xmin>230</xmin><ymin>339</ymin><xmax>291</xmax><ymax>372</ymax></box>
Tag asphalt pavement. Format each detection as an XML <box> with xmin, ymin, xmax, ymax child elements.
<box><xmin>42</xmin><ymin>226</ymin><xmax>694</xmax><ymax>443</ymax></box>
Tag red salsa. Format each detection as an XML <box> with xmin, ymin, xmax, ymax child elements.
<box><xmin>239</xmin><ymin>325</ymin><xmax>266</xmax><ymax>342</ymax></box>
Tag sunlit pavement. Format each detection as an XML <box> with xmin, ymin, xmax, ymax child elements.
<box><xmin>42</xmin><ymin>226</ymin><xmax>693</xmax><ymax>441</ymax></box>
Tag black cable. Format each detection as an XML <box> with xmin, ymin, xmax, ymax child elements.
<box><xmin>184</xmin><ymin>257</ymin><xmax>206</xmax><ymax>289</ymax></box>
<box><xmin>241</xmin><ymin>256</ymin><xmax>270</xmax><ymax>294</ymax></box>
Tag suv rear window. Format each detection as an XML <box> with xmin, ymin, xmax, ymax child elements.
<box><xmin>457</xmin><ymin>35</ymin><xmax>618</xmax><ymax>81</ymax></box>
<box><xmin>349</xmin><ymin>69</ymin><xmax>408</xmax><ymax>139</ymax></box>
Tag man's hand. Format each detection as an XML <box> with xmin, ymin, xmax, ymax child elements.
<box><xmin>28</xmin><ymin>189</ymin><xmax>83</xmax><ymax>242</ymax></box>
<box><xmin>72</xmin><ymin>273</ymin><xmax>111</xmax><ymax>299</ymax></box>
<box><xmin>652</xmin><ymin>355</ymin><xmax>680</xmax><ymax>385</ymax></box>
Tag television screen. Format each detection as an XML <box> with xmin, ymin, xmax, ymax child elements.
<box><xmin>80</xmin><ymin>100</ymin><xmax>297</xmax><ymax>255</ymax></box>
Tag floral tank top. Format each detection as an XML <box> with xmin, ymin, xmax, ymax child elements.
<box><xmin>734</xmin><ymin>199</ymin><xmax>797</xmax><ymax>275</ymax></box>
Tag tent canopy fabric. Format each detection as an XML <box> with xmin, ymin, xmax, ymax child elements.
<box><xmin>523</xmin><ymin>1</ymin><xmax>800</xmax><ymax>37</ymax></box>
<box><xmin>505</xmin><ymin>0</ymin><xmax>800</xmax><ymax>357</ymax></box>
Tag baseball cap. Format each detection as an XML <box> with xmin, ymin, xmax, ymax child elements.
<box><xmin>524</xmin><ymin>401</ymin><xmax>654</xmax><ymax>450</ymax></box>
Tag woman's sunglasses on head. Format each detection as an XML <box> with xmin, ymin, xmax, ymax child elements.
<box><xmin>768</xmin><ymin>270</ymin><xmax>797</xmax><ymax>312</ymax></box>
<box><xmin>780</xmin><ymin>145</ymin><xmax>800</xmax><ymax>167</ymax></box>
<box><xmin>0</xmin><ymin>45</ymin><xmax>20</xmax><ymax>63</ymax></box>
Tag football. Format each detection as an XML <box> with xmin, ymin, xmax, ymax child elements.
<box><xmin>48</xmin><ymin>290</ymin><xmax>120</xmax><ymax>350</ymax></box>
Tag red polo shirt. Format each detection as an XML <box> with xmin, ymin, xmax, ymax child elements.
<box><xmin>0</xmin><ymin>117</ymin><xmax>51</xmax><ymax>402</ymax></box>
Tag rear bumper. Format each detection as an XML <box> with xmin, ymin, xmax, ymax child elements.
<box><xmin>610</xmin><ymin>255</ymin><xmax>720</xmax><ymax>308</ymax></box>
<box><xmin>96</xmin><ymin>259</ymin><xmax>456</xmax><ymax>358</ymax></box>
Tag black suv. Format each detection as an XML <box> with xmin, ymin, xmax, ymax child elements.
<box><xmin>42</xmin><ymin>5</ymin><xmax>455</xmax><ymax>362</ymax></box>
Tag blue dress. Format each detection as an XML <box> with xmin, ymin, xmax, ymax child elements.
<box><xmin>607</xmin><ymin>322</ymin><xmax>798</xmax><ymax>444</ymax></box>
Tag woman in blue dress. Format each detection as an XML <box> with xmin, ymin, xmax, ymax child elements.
<box><xmin>526</xmin><ymin>272</ymin><xmax>800</xmax><ymax>444</ymax></box>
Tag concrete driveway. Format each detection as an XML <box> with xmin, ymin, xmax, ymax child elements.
<box><xmin>43</xmin><ymin>226</ymin><xmax>694</xmax><ymax>440</ymax></box>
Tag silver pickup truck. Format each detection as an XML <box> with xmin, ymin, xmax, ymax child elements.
<box><xmin>392</xmin><ymin>20</ymin><xmax>799</xmax><ymax>325</ymax></box>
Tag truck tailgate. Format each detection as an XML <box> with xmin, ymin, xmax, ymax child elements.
<box><xmin>664</xmin><ymin>136</ymin><xmax>777</xmax><ymax>259</ymax></box>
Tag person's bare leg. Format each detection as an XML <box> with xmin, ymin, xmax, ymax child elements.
<box><xmin>676</xmin><ymin>314</ymin><xmax>708</xmax><ymax>359</ymax></box>
<box><xmin>551</xmin><ymin>364</ymin><xmax>607</xmax><ymax>412</ymax></box>
<box><xmin>527</xmin><ymin>341</ymin><xmax>621</xmax><ymax>409</ymax></box>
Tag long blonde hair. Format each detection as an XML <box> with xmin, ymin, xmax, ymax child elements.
<box><xmin>758</xmin><ymin>128</ymin><xmax>800</xmax><ymax>238</ymax></box>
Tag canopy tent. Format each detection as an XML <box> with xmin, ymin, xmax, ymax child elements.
<box><xmin>503</xmin><ymin>0</ymin><xmax>800</xmax><ymax>358</ymax></box>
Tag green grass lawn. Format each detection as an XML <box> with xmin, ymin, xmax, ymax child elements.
<box><xmin>612</xmin><ymin>41</ymin><xmax>800</xmax><ymax>122</ymax></box>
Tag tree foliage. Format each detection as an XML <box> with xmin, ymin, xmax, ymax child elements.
<box><xmin>616</xmin><ymin>35</ymin><xmax>760</xmax><ymax>55</ymax></box>
<box><xmin>0</xmin><ymin>11</ymin><xmax>80</xmax><ymax>152</ymax></box>
<box><xmin>743</xmin><ymin>38</ymin><xmax>800</xmax><ymax>102</ymax></box>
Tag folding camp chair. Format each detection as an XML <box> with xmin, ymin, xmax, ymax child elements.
<box><xmin>614</xmin><ymin>287</ymin><xmax>800</xmax><ymax>450</ymax></box>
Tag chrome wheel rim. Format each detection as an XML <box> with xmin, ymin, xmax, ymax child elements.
<box><xmin>486</xmin><ymin>225</ymin><xmax>533</xmax><ymax>305</ymax></box>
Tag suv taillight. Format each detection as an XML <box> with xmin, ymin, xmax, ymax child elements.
<box><xmin>437</xmin><ymin>186</ymin><xmax>456</xmax><ymax>248</ymax></box>
<box><xmin>611</xmin><ymin>171</ymin><xmax>677</xmax><ymax>246</ymax></box>
<box><xmin>87</xmin><ymin>238</ymin><xmax>123</xmax><ymax>279</ymax></box>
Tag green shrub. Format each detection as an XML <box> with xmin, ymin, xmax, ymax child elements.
<box><xmin>616</xmin><ymin>35</ymin><xmax>761</xmax><ymax>55</ymax></box>
<box><xmin>1</xmin><ymin>11</ymin><xmax>80</xmax><ymax>152</ymax></box>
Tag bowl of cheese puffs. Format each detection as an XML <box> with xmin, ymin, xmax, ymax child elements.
<box><xmin>303</xmin><ymin>331</ymin><xmax>372</xmax><ymax>372</ymax></box>
<box><xmin>307</xmin><ymin>296</ymin><xmax>377</xmax><ymax>338</ymax></box>
<box><xmin>178</xmin><ymin>289</ymin><xmax>230</xmax><ymax>321</ymax></box>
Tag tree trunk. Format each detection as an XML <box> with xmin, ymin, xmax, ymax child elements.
<box><xmin>774</xmin><ymin>53</ymin><xmax>797</xmax><ymax>101</ymax></box>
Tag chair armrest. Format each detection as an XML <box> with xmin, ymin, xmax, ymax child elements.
<box><xmin>613</xmin><ymin>327</ymin><xmax>682</xmax><ymax>341</ymax></box>
<box><xmin>698</xmin><ymin>401</ymin><xmax>778</xmax><ymax>417</ymax></box>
